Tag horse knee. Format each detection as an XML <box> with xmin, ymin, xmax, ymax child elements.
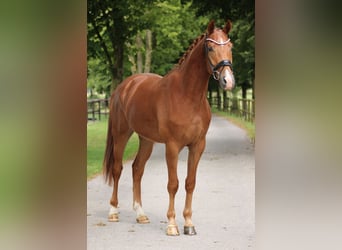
<box><xmin>167</xmin><ymin>180</ymin><xmax>179</xmax><ymax>194</ymax></box>
<box><xmin>185</xmin><ymin>178</ymin><xmax>196</xmax><ymax>193</ymax></box>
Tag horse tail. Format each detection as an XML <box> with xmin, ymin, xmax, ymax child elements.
<box><xmin>103</xmin><ymin>114</ymin><xmax>114</xmax><ymax>185</ymax></box>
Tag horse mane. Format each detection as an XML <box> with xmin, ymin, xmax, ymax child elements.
<box><xmin>177</xmin><ymin>33</ymin><xmax>206</xmax><ymax>66</ymax></box>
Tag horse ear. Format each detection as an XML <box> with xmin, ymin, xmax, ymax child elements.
<box><xmin>207</xmin><ymin>20</ymin><xmax>215</xmax><ymax>35</ymax></box>
<box><xmin>223</xmin><ymin>20</ymin><xmax>232</xmax><ymax>34</ymax></box>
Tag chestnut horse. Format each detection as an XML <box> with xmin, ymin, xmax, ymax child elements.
<box><xmin>103</xmin><ymin>20</ymin><xmax>235</xmax><ymax>236</ymax></box>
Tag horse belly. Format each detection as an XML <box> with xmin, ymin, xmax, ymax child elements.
<box><xmin>129</xmin><ymin>107</ymin><xmax>162</xmax><ymax>142</ymax></box>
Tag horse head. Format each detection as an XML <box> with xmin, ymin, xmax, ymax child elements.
<box><xmin>205</xmin><ymin>20</ymin><xmax>235</xmax><ymax>91</ymax></box>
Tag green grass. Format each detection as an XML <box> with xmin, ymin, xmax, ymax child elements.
<box><xmin>87</xmin><ymin>117</ymin><xmax>139</xmax><ymax>179</ymax></box>
<box><xmin>212</xmin><ymin>108</ymin><xmax>255</xmax><ymax>144</ymax></box>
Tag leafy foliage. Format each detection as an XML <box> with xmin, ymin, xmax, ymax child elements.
<box><xmin>230</xmin><ymin>14</ymin><xmax>255</xmax><ymax>86</ymax></box>
<box><xmin>148</xmin><ymin>0</ymin><xmax>208</xmax><ymax>75</ymax></box>
<box><xmin>87</xmin><ymin>0</ymin><xmax>255</xmax><ymax>97</ymax></box>
<box><xmin>87</xmin><ymin>58</ymin><xmax>111</xmax><ymax>96</ymax></box>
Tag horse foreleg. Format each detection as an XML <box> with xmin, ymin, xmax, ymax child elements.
<box><xmin>165</xmin><ymin>142</ymin><xmax>180</xmax><ymax>236</ymax></box>
<box><xmin>183</xmin><ymin>139</ymin><xmax>206</xmax><ymax>235</ymax></box>
<box><xmin>132</xmin><ymin>136</ymin><xmax>153</xmax><ymax>224</ymax></box>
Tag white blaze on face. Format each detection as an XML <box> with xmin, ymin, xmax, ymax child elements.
<box><xmin>222</xmin><ymin>68</ymin><xmax>235</xmax><ymax>90</ymax></box>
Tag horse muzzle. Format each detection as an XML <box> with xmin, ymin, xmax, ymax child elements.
<box><xmin>219</xmin><ymin>68</ymin><xmax>235</xmax><ymax>91</ymax></box>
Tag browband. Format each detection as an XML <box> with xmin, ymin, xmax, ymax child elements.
<box><xmin>205</xmin><ymin>38</ymin><xmax>230</xmax><ymax>45</ymax></box>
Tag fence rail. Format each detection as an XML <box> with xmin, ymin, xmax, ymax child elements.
<box><xmin>88</xmin><ymin>97</ymin><xmax>255</xmax><ymax>123</ymax></box>
<box><xmin>208</xmin><ymin>96</ymin><xmax>255</xmax><ymax>123</ymax></box>
<box><xmin>87</xmin><ymin>98</ymin><xmax>109</xmax><ymax>121</ymax></box>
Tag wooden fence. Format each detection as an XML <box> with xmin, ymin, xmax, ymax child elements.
<box><xmin>87</xmin><ymin>98</ymin><xmax>109</xmax><ymax>121</ymax></box>
<box><xmin>88</xmin><ymin>97</ymin><xmax>255</xmax><ymax>123</ymax></box>
<box><xmin>208</xmin><ymin>96</ymin><xmax>255</xmax><ymax>123</ymax></box>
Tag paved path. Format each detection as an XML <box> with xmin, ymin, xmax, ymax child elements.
<box><xmin>87</xmin><ymin>115</ymin><xmax>255</xmax><ymax>250</ymax></box>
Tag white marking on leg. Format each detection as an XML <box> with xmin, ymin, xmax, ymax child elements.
<box><xmin>133</xmin><ymin>201</ymin><xmax>145</xmax><ymax>218</ymax></box>
<box><xmin>109</xmin><ymin>205</ymin><xmax>119</xmax><ymax>215</ymax></box>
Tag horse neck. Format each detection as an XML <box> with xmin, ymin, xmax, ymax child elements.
<box><xmin>178</xmin><ymin>39</ymin><xmax>210</xmax><ymax>101</ymax></box>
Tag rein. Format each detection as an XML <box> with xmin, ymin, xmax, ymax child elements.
<box><xmin>204</xmin><ymin>35</ymin><xmax>233</xmax><ymax>80</ymax></box>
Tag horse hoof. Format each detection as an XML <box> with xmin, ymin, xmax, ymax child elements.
<box><xmin>184</xmin><ymin>226</ymin><xmax>197</xmax><ymax>235</ymax></box>
<box><xmin>166</xmin><ymin>225</ymin><xmax>180</xmax><ymax>236</ymax></box>
<box><xmin>108</xmin><ymin>213</ymin><xmax>119</xmax><ymax>222</ymax></box>
<box><xmin>136</xmin><ymin>215</ymin><xmax>150</xmax><ymax>224</ymax></box>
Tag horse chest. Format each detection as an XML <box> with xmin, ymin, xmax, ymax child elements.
<box><xmin>163</xmin><ymin>111</ymin><xmax>210</xmax><ymax>143</ymax></box>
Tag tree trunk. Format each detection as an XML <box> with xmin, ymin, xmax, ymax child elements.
<box><xmin>136</xmin><ymin>34</ymin><xmax>143</xmax><ymax>73</ymax></box>
<box><xmin>242</xmin><ymin>81</ymin><xmax>248</xmax><ymax>99</ymax></box>
<box><xmin>231</xmin><ymin>89</ymin><xmax>239</xmax><ymax>114</ymax></box>
<box><xmin>111</xmin><ymin>44</ymin><xmax>124</xmax><ymax>91</ymax></box>
<box><xmin>110</xmin><ymin>4</ymin><xmax>126</xmax><ymax>91</ymax></box>
<box><xmin>144</xmin><ymin>29</ymin><xmax>152</xmax><ymax>73</ymax></box>
<box><xmin>252</xmin><ymin>79</ymin><xmax>255</xmax><ymax>99</ymax></box>
<box><xmin>241</xmin><ymin>81</ymin><xmax>248</xmax><ymax>118</ymax></box>
<box><xmin>208</xmin><ymin>89</ymin><xmax>212</xmax><ymax>106</ymax></box>
<box><xmin>252</xmin><ymin>79</ymin><xmax>255</xmax><ymax>120</ymax></box>
<box><xmin>216</xmin><ymin>85</ymin><xmax>221</xmax><ymax>110</ymax></box>
<box><xmin>223</xmin><ymin>90</ymin><xmax>228</xmax><ymax>111</ymax></box>
<box><xmin>128</xmin><ymin>53</ymin><xmax>137</xmax><ymax>75</ymax></box>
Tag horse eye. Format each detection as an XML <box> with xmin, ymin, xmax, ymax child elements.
<box><xmin>208</xmin><ymin>46</ymin><xmax>214</xmax><ymax>52</ymax></box>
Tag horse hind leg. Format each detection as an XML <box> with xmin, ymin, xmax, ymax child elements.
<box><xmin>132</xmin><ymin>136</ymin><xmax>154</xmax><ymax>224</ymax></box>
<box><xmin>108</xmin><ymin>130</ymin><xmax>133</xmax><ymax>222</ymax></box>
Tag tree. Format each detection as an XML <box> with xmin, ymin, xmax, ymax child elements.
<box><xmin>87</xmin><ymin>0</ymin><xmax>255</xmax><ymax>99</ymax></box>
<box><xmin>144</xmin><ymin>30</ymin><xmax>152</xmax><ymax>73</ymax></box>
<box><xmin>87</xmin><ymin>58</ymin><xmax>111</xmax><ymax>97</ymax></box>
<box><xmin>147</xmin><ymin>0</ymin><xmax>208</xmax><ymax>75</ymax></box>
<box><xmin>87</xmin><ymin>0</ymin><xmax>154</xmax><ymax>91</ymax></box>
<box><xmin>88</xmin><ymin>0</ymin><xmax>208</xmax><ymax>95</ymax></box>
<box><xmin>126</xmin><ymin>29</ymin><xmax>153</xmax><ymax>75</ymax></box>
<box><xmin>230</xmin><ymin>15</ymin><xmax>255</xmax><ymax>98</ymax></box>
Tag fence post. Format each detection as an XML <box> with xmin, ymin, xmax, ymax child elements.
<box><xmin>97</xmin><ymin>100</ymin><xmax>101</xmax><ymax>121</ymax></box>
<box><xmin>223</xmin><ymin>91</ymin><xmax>228</xmax><ymax>111</ymax></box>
<box><xmin>91</xmin><ymin>101</ymin><xmax>95</xmax><ymax>121</ymax></box>
<box><xmin>88</xmin><ymin>98</ymin><xmax>111</xmax><ymax>122</ymax></box>
<box><xmin>208</xmin><ymin>90</ymin><xmax>213</xmax><ymax>107</ymax></box>
<box><xmin>217</xmin><ymin>91</ymin><xmax>222</xmax><ymax>110</ymax></box>
<box><xmin>252</xmin><ymin>99</ymin><xmax>255</xmax><ymax>122</ymax></box>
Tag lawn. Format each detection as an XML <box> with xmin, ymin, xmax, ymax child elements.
<box><xmin>87</xmin><ymin>117</ymin><xmax>139</xmax><ymax>179</ymax></box>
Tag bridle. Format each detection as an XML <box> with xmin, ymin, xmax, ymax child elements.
<box><xmin>204</xmin><ymin>35</ymin><xmax>233</xmax><ymax>80</ymax></box>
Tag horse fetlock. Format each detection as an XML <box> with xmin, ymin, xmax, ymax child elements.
<box><xmin>183</xmin><ymin>208</ymin><xmax>192</xmax><ymax>219</ymax></box>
